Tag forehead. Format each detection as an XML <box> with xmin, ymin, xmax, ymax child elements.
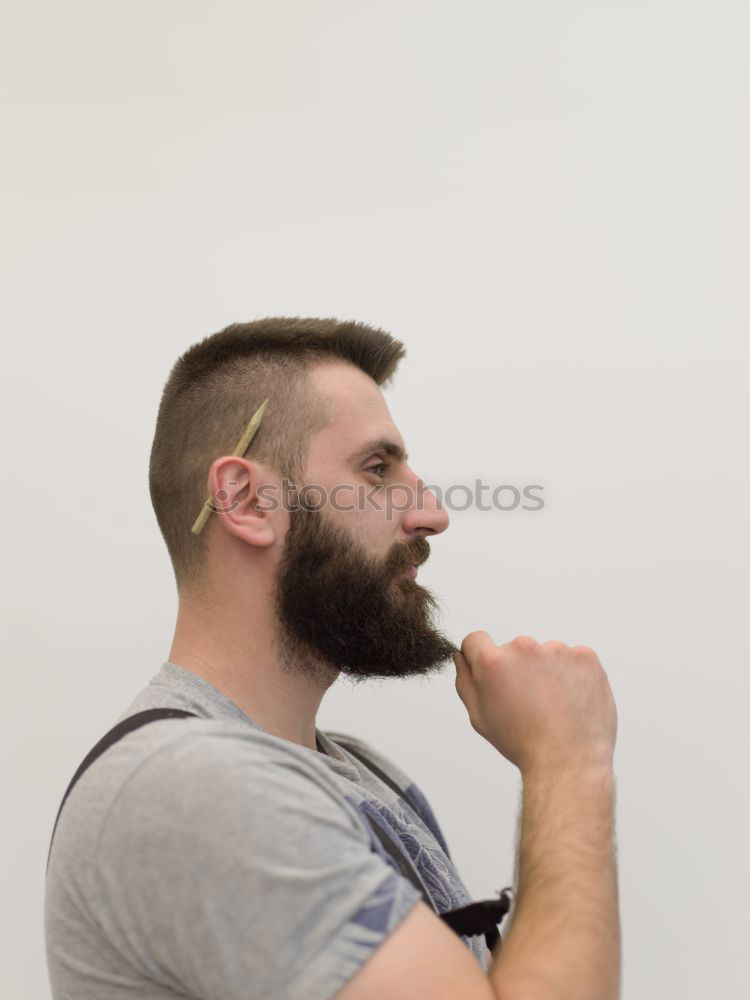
<box><xmin>306</xmin><ymin>362</ymin><xmax>405</xmax><ymax>461</ymax></box>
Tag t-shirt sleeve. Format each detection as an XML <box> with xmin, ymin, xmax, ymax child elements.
<box><xmin>94</xmin><ymin>732</ymin><xmax>422</xmax><ymax>1000</ymax></box>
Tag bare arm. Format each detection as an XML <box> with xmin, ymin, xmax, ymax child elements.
<box><xmin>334</xmin><ymin>634</ymin><xmax>621</xmax><ymax>1000</ymax></box>
<box><xmin>488</xmin><ymin>764</ymin><xmax>621</xmax><ymax>1000</ymax></box>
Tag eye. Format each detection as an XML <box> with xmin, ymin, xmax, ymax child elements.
<box><xmin>366</xmin><ymin>461</ymin><xmax>390</xmax><ymax>479</ymax></box>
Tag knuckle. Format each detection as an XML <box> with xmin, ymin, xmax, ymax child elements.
<box><xmin>541</xmin><ymin>639</ymin><xmax>568</xmax><ymax>653</ymax></box>
<box><xmin>570</xmin><ymin>644</ymin><xmax>597</xmax><ymax>661</ymax></box>
<box><xmin>513</xmin><ymin>635</ymin><xmax>539</xmax><ymax>652</ymax></box>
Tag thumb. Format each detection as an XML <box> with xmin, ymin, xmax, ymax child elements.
<box><xmin>460</xmin><ymin>630</ymin><xmax>496</xmax><ymax>670</ymax></box>
<box><xmin>453</xmin><ymin>649</ymin><xmax>469</xmax><ymax>675</ymax></box>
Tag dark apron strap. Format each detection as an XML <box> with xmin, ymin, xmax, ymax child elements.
<box><xmin>46</xmin><ymin>708</ymin><xmax>199</xmax><ymax>873</ymax></box>
<box><xmin>334</xmin><ymin>736</ymin><xmax>512</xmax><ymax>952</ymax></box>
<box><xmin>332</xmin><ymin>738</ymin><xmax>441</xmax><ymax>846</ymax></box>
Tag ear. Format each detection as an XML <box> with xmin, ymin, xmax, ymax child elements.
<box><xmin>204</xmin><ymin>456</ymin><xmax>282</xmax><ymax>548</ymax></box>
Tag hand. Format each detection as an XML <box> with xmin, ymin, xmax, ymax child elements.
<box><xmin>454</xmin><ymin>632</ymin><xmax>618</xmax><ymax>775</ymax></box>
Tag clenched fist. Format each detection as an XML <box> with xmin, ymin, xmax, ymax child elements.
<box><xmin>454</xmin><ymin>632</ymin><xmax>618</xmax><ymax>776</ymax></box>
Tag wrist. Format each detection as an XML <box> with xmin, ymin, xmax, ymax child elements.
<box><xmin>522</xmin><ymin>758</ymin><xmax>616</xmax><ymax>789</ymax></box>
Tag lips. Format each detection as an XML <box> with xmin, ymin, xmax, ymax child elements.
<box><xmin>402</xmin><ymin>564</ymin><xmax>418</xmax><ymax>578</ymax></box>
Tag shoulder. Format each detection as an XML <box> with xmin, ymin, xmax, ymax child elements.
<box><xmin>98</xmin><ymin>720</ymin><xmax>367</xmax><ymax>852</ymax></box>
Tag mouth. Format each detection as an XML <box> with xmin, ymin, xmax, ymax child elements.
<box><xmin>401</xmin><ymin>564</ymin><xmax>418</xmax><ymax>578</ymax></box>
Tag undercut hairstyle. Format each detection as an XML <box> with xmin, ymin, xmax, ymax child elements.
<box><xmin>148</xmin><ymin>316</ymin><xmax>406</xmax><ymax>597</ymax></box>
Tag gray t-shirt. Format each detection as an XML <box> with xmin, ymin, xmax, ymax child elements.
<box><xmin>45</xmin><ymin>662</ymin><xmax>491</xmax><ymax>998</ymax></box>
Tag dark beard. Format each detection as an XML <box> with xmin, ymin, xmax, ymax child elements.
<box><xmin>272</xmin><ymin>503</ymin><xmax>458</xmax><ymax>684</ymax></box>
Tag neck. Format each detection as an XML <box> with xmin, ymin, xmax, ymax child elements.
<box><xmin>168</xmin><ymin>596</ymin><xmax>339</xmax><ymax>753</ymax></box>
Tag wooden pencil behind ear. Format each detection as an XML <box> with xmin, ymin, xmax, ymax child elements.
<box><xmin>190</xmin><ymin>398</ymin><xmax>270</xmax><ymax>536</ymax></box>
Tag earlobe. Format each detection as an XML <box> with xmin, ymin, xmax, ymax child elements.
<box><xmin>244</xmin><ymin>518</ymin><xmax>277</xmax><ymax>547</ymax></box>
<box><xmin>213</xmin><ymin>503</ymin><xmax>279</xmax><ymax>549</ymax></box>
<box><xmin>226</xmin><ymin>485</ymin><xmax>280</xmax><ymax>547</ymax></box>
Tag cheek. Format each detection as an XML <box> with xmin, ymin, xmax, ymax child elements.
<box><xmin>330</xmin><ymin>507</ymin><xmax>392</xmax><ymax>559</ymax></box>
<box><xmin>354</xmin><ymin>510</ymin><xmax>394</xmax><ymax>555</ymax></box>
<box><xmin>315</xmin><ymin>477</ymin><xmax>398</xmax><ymax>555</ymax></box>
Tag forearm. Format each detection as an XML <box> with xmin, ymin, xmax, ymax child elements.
<box><xmin>488</xmin><ymin>765</ymin><xmax>621</xmax><ymax>1000</ymax></box>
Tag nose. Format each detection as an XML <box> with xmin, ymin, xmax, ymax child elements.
<box><xmin>400</xmin><ymin>477</ymin><xmax>450</xmax><ymax>537</ymax></box>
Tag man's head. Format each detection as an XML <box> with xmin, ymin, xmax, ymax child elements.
<box><xmin>150</xmin><ymin>317</ymin><xmax>456</xmax><ymax>682</ymax></box>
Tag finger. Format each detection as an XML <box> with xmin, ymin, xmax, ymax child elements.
<box><xmin>452</xmin><ymin>650</ymin><xmax>469</xmax><ymax>674</ymax></box>
<box><xmin>453</xmin><ymin>651</ymin><xmax>473</xmax><ymax>703</ymax></box>
<box><xmin>460</xmin><ymin>630</ymin><xmax>496</xmax><ymax>667</ymax></box>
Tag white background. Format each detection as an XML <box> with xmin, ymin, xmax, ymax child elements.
<box><xmin>2</xmin><ymin>2</ymin><xmax>748</xmax><ymax>997</ymax></box>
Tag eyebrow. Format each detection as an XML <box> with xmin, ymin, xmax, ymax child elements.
<box><xmin>347</xmin><ymin>438</ymin><xmax>410</xmax><ymax>465</ymax></box>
